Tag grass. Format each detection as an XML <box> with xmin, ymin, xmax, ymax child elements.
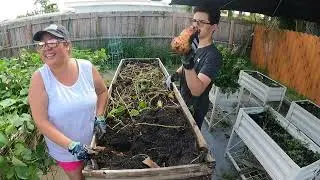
<box><xmin>285</xmin><ymin>88</ymin><xmax>306</xmax><ymax>101</ymax></box>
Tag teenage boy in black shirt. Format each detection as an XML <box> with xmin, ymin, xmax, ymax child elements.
<box><xmin>166</xmin><ymin>7</ymin><xmax>222</xmax><ymax>129</ymax></box>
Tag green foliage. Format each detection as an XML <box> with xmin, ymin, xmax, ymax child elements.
<box><xmin>0</xmin><ymin>50</ymin><xmax>41</xmax><ymax>116</ymax></box>
<box><xmin>215</xmin><ymin>44</ymin><xmax>253</xmax><ymax>94</ymax></box>
<box><xmin>108</xmin><ymin>105</ymin><xmax>126</xmax><ymax>118</ymax></box>
<box><xmin>34</xmin><ymin>0</ymin><xmax>58</xmax><ymax>13</ymax></box>
<box><xmin>253</xmin><ymin>111</ymin><xmax>320</xmax><ymax>167</ymax></box>
<box><xmin>119</xmin><ymin>40</ymin><xmax>254</xmax><ymax>94</ymax></box>
<box><xmin>138</xmin><ymin>101</ymin><xmax>148</xmax><ymax>110</ymax></box>
<box><xmin>286</xmin><ymin>88</ymin><xmax>306</xmax><ymax>101</ymax></box>
<box><xmin>129</xmin><ymin>109</ymin><xmax>140</xmax><ymax>117</ymax></box>
<box><xmin>72</xmin><ymin>48</ymin><xmax>110</xmax><ymax>72</ymax></box>
<box><xmin>237</xmin><ymin>13</ymin><xmax>266</xmax><ymax>24</ymax></box>
<box><xmin>0</xmin><ymin>50</ymin><xmax>54</xmax><ymax>179</ymax></box>
<box><xmin>120</xmin><ymin>40</ymin><xmax>253</xmax><ymax>95</ymax></box>
<box><xmin>0</xmin><ymin>48</ymin><xmax>111</xmax><ymax>179</ymax></box>
<box><xmin>279</xmin><ymin>17</ymin><xmax>296</xmax><ymax>31</ymax></box>
<box><xmin>17</xmin><ymin>0</ymin><xmax>58</xmax><ymax>18</ymax></box>
<box><xmin>120</xmin><ymin>40</ymin><xmax>253</xmax><ymax>94</ymax></box>
<box><xmin>122</xmin><ymin>39</ymin><xmax>181</xmax><ymax>69</ymax></box>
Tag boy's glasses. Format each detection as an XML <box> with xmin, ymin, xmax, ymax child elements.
<box><xmin>191</xmin><ymin>19</ymin><xmax>212</xmax><ymax>27</ymax></box>
<box><xmin>36</xmin><ymin>39</ymin><xmax>66</xmax><ymax>51</ymax></box>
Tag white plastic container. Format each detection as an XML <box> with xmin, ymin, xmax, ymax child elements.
<box><xmin>226</xmin><ymin>106</ymin><xmax>320</xmax><ymax>180</ymax></box>
<box><xmin>286</xmin><ymin>100</ymin><xmax>320</xmax><ymax>147</ymax></box>
<box><xmin>237</xmin><ymin>70</ymin><xmax>287</xmax><ymax>111</ymax></box>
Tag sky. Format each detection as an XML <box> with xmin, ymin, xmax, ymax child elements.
<box><xmin>0</xmin><ymin>0</ymin><xmax>35</xmax><ymax>21</ymax></box>
<box><xmin>0</xmin><ymin>0</ymin><xmax>173</xmax><ymax>21</ymax></box>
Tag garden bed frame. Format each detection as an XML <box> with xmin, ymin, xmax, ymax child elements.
<box><xmin>205</xmin><ymin>85</ymin><xmax>235</xmax><ymax>130</ymax></box>
<box><xmin>236</xmin><ymin>70</ymin><xmax>287</xmax><ymax>112</ymax></box>
<box><xmin>286</xmin><ymin>100</ymin><xmax>320</xmax><ymax>147</ymax></box>
<box><xmin>225</xmin><ymin>106</ymin><xmax>320</xmax><ymax>180</ymax></box>
<box><xmin>83</xmin><ymin>58</ymin><xmax>215</xmax><ymax>179</ymax></box>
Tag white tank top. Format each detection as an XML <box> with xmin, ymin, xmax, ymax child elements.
<box><xmin>39</xmin><ymin>59</ymin><xmax>97</xmax><ymax>162</ymax></box>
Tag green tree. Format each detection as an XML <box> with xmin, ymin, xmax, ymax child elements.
<box><xmin>34</xmin><ymin>0</ymin><xmax>58</xmax><ymax>13</ymax></box>
<box><xmin>17</xmin><ymin>0</ymin><xmax>58</xmax><ymax>18</ymax></box>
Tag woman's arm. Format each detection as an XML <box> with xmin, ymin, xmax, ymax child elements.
<box><xmin>28</xmin><ymin>71</ymin><xmax>72</xmax><ymax>149</ymax></box>
<box><xmin>92</xmin><ymin>66</ymin><xmax>108</xmax><ymax>116</ymax></box>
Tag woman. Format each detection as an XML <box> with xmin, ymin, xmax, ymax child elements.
<box><xmin>28</xmin><ymin>24</ymin><xmax>108</xmax><ymax>180</ymax></box>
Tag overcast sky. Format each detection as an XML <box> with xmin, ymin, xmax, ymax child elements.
<box><xmin>0</xmin><ymin>0</ymin><xmax>173</xmax><ymax>21</ymax></box>
<box><xmin>0</xmin><ymin>0</ymin><xmax>36</xmax><ymax>21</ymax></box>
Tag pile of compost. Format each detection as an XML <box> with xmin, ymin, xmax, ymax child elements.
<box><xmin>92</xmin><ymin>60</ymin><xmax>204</xmax><ymax>170</ymax></box>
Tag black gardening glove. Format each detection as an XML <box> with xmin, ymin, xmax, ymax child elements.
<box><xmin>181</xmin><ymin>50</ymin><xmax>195</xmax><ymax>70</ymax></box>
<box><xmin>181</xmin><ymin>30</ymin><xmax>199</xmax><ymax>70</ymax></box>
<box><xmin>94</xmin><ymin>116</ymin><xmax>107</xmax><ymax>139</ymax></box>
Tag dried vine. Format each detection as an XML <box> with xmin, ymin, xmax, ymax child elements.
<box><xmin>107</xmin><ymin>61</ymin><xmax>178</xmax><ymax>131</ymax></box>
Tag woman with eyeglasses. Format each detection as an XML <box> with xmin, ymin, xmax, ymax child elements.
<box><xmin>28</xmin><ymin>24</ymin><xmax>108</xmax><ymax>180</ymax></box>
<box><xmin>166</xmin><ymin>7</ymin><xmax>222</xmax><ymax>129</ymax></box>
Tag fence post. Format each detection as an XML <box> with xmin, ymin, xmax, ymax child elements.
<box><xmin>26</xmin><ymin>22</ymin><xmax>33</xmax><ymax>44</ymax></box>
<box><xmin>228</xmin><ymin>19</ymin><xmax>235</xmax><ymax>48</ymax></box>
<box><xmin>172</xmin><ymin>12</ymin><xmax>176</xmax><ymax>36</ymax></box>
<box><xmin>5</xmin><ymin>26</ymin><xmax>12</xmax><ymax>57</ymax></box>
<box><xmin>90</xmin><ymin>12</ymin><xmax>98</xmax><ymax>49</ymax></box>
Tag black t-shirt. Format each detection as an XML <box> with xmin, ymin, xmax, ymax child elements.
<box><xmin>180</xmin><ymin>44</ymin><xmax>222</xmax><ymax>112</ymax></box>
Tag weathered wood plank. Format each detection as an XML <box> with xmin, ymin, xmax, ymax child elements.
<box><xmin>83</xmin><ymin>163</ymin><xmax>213</xmax><ymax>180</ymax></box>
<box><xmin>157</xmin><ymin>59</ymin><xmax>209</xmax><ymax>152</ymax></box>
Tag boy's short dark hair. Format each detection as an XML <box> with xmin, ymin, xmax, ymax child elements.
<box><xmin>193</xmin><ymin>7</ymin><xmax>221</xmax><ymax>25</ymax></box>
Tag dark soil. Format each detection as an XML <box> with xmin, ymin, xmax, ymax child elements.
<box><xmin>296</xmin><ymin>101</ymin><xmax>320</xmax><ymax>119</ymax></box>
<box><xmin>246</xmin><ymin>71</ymin><xmax>281</xmax><ymax>87</ymax></box>
<box><xmin>93</xmin><ymin>107</ymin><xmax>202</xmax><ymax>169</ymax></box>
<box><xmin>92</xmin><ymin>60</ymin><xmax>205</xmax><ymax>171</ymax></box>
<box><xmin>249</xmin><ymin>110</ymin><xmax>320</xmax><ymax>167</ymax></box>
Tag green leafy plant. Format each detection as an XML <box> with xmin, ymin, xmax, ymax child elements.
<box><xmin>0</xmin><ymin>49</ymin><xmax>54</xmax><ymax>180</ymax></box>
<box><xmin>215</xmin><ymin>44</ymin><xmax>253</xmax><ymax>94</ymax></box>
<box><xmin>121</xmin><ymin>39</ymin><xmax>181</xmax><ymax>69</ymax></box>
<box><xmin>72</xmin><ymin>48</ymin><xmax>110</xmax><ymax>72</ymax></box>
<box><xmin>251</xmin><ymin>110</ymin><xmax>320</xmax><ymax>167</ymax></box>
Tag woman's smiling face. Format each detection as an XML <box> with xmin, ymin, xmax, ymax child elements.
<box><xmin>37</xmin><ymin>33</ymin><xmax>70</xmax><ymax>67</ymax></box>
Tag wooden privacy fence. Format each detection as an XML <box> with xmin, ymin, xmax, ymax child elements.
<box><xmin>0</xmin><ymin>11</ymin><xmax>253</xmax><ymax>57</ymax></box>
<box><xmin>251</xmin><ymin>25</ymin><xmax>320</xmax><ymax>105</ymax></box>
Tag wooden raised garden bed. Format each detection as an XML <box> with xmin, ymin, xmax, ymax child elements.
<box><xmin>226</xmin><ymin>106</ymin><xmax>320</xmax><ymax>180</ymax></box>
<box><xmin>83</xmin><ymin>58</ymin><xmax>214</xmax><ymax>180</ymax></box>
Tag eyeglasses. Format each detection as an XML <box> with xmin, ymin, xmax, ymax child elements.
<box><xmin>191</xmin><ymin>19</ymin><xmax>212</xmax><ymax>27</ymax></box>
<box><xmin>36</xmin><ymin>39</ymin><xmax>66</xmax><ymax>51</ymax></box>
